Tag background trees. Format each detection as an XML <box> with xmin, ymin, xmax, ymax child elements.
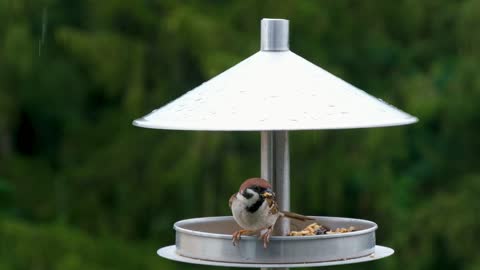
<box><xmin>1</xmin><ymin>1</ymin><xmax>479</xmax><ymax>269</ymax></box>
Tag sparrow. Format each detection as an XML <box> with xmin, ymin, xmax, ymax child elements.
<box><xmin>229</xmin><ymin>177</ymin><xmax>313</xmax><ymax>248</ymax></box>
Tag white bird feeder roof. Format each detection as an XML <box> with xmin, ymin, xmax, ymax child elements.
<box><xmin>133</xmin><ymin>19</ymin><xmax>417</xmax><ymax>131</ymax></box>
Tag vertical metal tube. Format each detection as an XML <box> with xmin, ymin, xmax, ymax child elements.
<box><xmin>273</xmin><ymin>131</ymin><xmax>290</xmax><ymax>236</ymax></box>
<box><xmin>261</xmin><ymin>131</ymin><xmax>290</xmax><ymax>270</ymax></box>
<box><xmin>273</xmin><ymin>131</ymin><xmax>290</xmax><ymax>212</ymax></box>
<box><xmin>261</xmin><ymin>131</ymin><xmax>274</xmax><ymax>181</ymax></box>
<box><xmin>261</xmin><ymin>131</ymin><xmax>290</xmax><ymax>230</ymax></box>
<box><xmin>261</xmin><ymin>19</ymin><xmax>289</xmax><ymax>51</ymax></box>
<box><xmin>260</xmin><ymin>18</ymin><xmax>290</xmax><ymax>270</ymax></box>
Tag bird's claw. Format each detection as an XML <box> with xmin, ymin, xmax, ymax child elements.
<box><xmin>232</xmin><ymin>227</ymin><xmax>273</xmax><ymax>248</ymax></box>
<box><xmin>232</xmin><ymin>229</ymin><xmax>253</xmax><ymax>246</ymax></box>
<box><xmin>260</xmin><ymin>226</ymin><xmax>273</xmax><ymax>248</ymax></box>
<box><xmin>232</xmin><ymin>231</ymin><xmax>240</xmax><ymax>246</ymax></box>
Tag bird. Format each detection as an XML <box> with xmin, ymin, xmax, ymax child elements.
<box><xmin>229</xmin><ymin>177</ymin><xmax>313</xmax><ymax>248</ymax></box>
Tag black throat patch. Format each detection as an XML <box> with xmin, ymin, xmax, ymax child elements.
<box><xmin>246</xmin><ymin>197</ymin><xmax>264</xmax><ymax>213</ymax></box>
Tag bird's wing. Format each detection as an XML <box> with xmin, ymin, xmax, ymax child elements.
<box><xmin>228</xmin><ymin>193</ymin><xmax>236</xmax><ymax>208</ymax></box>
<box><xmin>281</xmin><ymin>211</ymin><xmax>314</xmax><ymax>221</ymax></box>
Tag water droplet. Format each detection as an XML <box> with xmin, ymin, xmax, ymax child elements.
<box><xmin>38</xmin><ymin>7</ymin><xmax>48</xmax><ymax>56</ymax></box>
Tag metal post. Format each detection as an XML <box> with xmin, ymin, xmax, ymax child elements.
<box><xmin>260</xmin><ymin>18</ymin><xmax>290</xmax><ymax>270</ymax></box>
<box><xmin>261</xmin><ymin>131</ymin><xmax>290</xmax><ymax>270</ymax></box>
<box><xmin>260</xmin><ymin>18</ymin><xmax>289</xmax><ymax>51</ymax></box>
<box><xmin>261</xmin><ymin>131</ymin><xmax>290</xmax><ymax>227</ymax></box>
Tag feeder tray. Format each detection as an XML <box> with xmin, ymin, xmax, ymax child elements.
<box><xmin>169</xmin><ymin>216</ymin><xmax>378</xmax><ymax>264</ymax></box>
<box><xmin>133</xmin><ymin>18</ymin><xmax>417</xmax><ymax>268</ymax></box>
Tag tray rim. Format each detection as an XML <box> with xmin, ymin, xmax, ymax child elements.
<box><xmin>174</xmin><ymin>215</ymin><xmax>378</xmax><ymax>240</ymax></box>
<box><xmin>157</xmin><ymin>245</ymin><xmax>394</xmax><ymax>268</ymax></box>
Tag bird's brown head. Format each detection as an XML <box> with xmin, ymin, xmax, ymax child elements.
<box><xmin>239</xmin><ymin>178</ymin><xmax>274</xmax><ymax>199</ymax></box>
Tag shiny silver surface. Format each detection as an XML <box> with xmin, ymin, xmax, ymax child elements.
<box><xmin>261</xmin><ymin>131</ymin><xmax>290</xmax><ymax>270</ymax></box>
<box><xmin>134</xmin><ymin>17</ymin><xmax>403</xmax><ymax>268</ymax></box>
<box><xmin>158</xmin><ymin>245</ymin><xmax>394</xmax><ymax>268</ymax></box>
<box><xmin>174</xmin><ymin>216</ymin><xmax>377</xmax><ymax>264</ymax></box>
<box><xmin>260</xmin><ymin>19</ymin><xmax>290</xmax><ymax>270</ymax></box>
<box><xmin>260</xmin><ymin>131</ymin><xmax>274</xmax><ymax>182</ymax></box>
<box><xmin>132</xmin><ymin>19</ymin><xmax>418</xmax><ymax>131</ymax></box>
<box><xmin>261</xmin><ymin>19</ymin><xmax>289</xmax><ymax>51</ymax></box>
<box><xmin>261</xmin><ymin>131</ymin><xmax>291</xmax><ymax>236</ymax></box>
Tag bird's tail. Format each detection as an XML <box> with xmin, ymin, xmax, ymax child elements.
<box><xmin>281</xmin><ymin>211</ymin><xmax>314</xmax><ymax>221</ymax></box>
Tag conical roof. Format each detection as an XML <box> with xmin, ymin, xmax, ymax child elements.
<box><xmin>133</xmin><ymin>51</ymin><xmax>417</xmax><ymax>131</ymax></box>
<box><xmin>133</xmin><ymin>20</ymin><xmax>417</xmax><ymax>131</ymax></box>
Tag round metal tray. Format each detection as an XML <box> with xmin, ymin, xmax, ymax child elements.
<box><xmin>172</xmin><ymin>216</ymin><xmax>378</xmax><ymax>264</ymax></box>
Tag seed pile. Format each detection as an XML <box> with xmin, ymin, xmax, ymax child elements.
<box><xmin>327</xmin><ymin>226</ymin><xmax>356</xmax><ymax>234</ymax></box>
<box><xmin>288</xmin><ymin>223</ymin><xmax>355</xmax><ymax>236</ymax></box>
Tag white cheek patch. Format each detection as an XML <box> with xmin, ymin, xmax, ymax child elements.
<box><xmin>238</xmin><ymin>189</ymin><xmax>259</xmax><ymax>207</ymax></box>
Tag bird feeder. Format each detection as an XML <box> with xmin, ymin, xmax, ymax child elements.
<box><xmin>133</xmin><ymin>18</ymin><xmax>417</xmax><ymax>268</ymax></box>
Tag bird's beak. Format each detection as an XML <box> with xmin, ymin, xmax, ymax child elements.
<box><xmin>261</xmin><ymin>191</ymin><xmax>273</xmax><ymax>198</ymax></box>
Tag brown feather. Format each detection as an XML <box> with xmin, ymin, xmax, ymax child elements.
<box><xmin>281</xmin><ymin>211</ymin><xmax>314</xmax><ymax>221</ymax></box>
<box><xmin>228</xmin><ymin>193</ymin><xmax>236</xmax><ymax>208</ymax></box>
<box><xmin>266</xmin><ymin>197</ymin><xmax>279</xmax><ymax>215</ymax></box>
<box><xmin>239</xmin><ymin>177</ymin><xmax>271</xmax><ymax>192</ymax></box>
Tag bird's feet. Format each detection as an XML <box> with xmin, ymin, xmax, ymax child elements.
<box><xmin>260</xmin><ymin>226</ymin><xmax>273</xmax><ymax>248</ymax></box>
<box><xmin>232</xmin><ymin>229</ymin><xmax>255</xmax><ymax>246</ymax></box>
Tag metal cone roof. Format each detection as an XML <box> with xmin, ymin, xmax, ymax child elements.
<box><xmin>133</xmin><ymin>50</ymin><xmax>417</xmax><ymax>131</ymax></box>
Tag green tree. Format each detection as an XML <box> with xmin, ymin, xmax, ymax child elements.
<box><xmin>0</xmin><ymin>1</ymin><xmax>479</xmax><ymax>269</ymax></box>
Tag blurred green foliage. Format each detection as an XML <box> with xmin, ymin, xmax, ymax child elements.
<box><xmin>0</xmin><ymin>0</ymin><xmax>479</xmax><ymax>269</ymax></box>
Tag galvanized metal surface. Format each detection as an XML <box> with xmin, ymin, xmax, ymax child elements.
<box><xmin>133</xmin><ymin>18</ymin><xmax>417</xmax><ymax>131</ymax></box>
<box><xmin>261</xmin><ymin>131</ymin><xmax>290</xmax><ymax>236</ymax></box>
<box><xmin>136</xmin><ymin>17</ymin><xmax>403</xmax><ymax>268</ymax></box>
<box><xmin>133</xmin><ymin>48</ymin><xmax>417</xmax><ymax>131</ymax></box>
<box><xmin>173</xmin><ymin>216</ymin><xmax>377</xmax><ymax>264</ymax></box>
<box><xmin>261</xmin><ymin>20</ymin><xmax>292</xmax><ymax>270</ymax></box>
<box><xmin>261</xmin><ymin>19</ymin><xmax>289</xmax><ymax>51</ymax></box>
<box><xmin>158</xmin><ymin>245</ymin><xmax>393</xmax><ymax>268</ymax></box>
<box><xmin>261</xmin><ymin>130</ymin><xmax>290</xmax><ymax>270</ymax></box>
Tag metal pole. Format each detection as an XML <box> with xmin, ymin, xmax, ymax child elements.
<box><xmin>260</xmin><ymin>18</ymin><xmax>289</xmax><ymax>51</ymax></box>
<box><xmin>260</xmin><ymin>18</ymin><xmax>290</xmax><ymax>270</ymax></box>
<box><xmin>261</xmin><ymin>131</ymin><xmax>290</xmax><ymax>226</ymax></box>
<box><xmin>261</xmin><ymin>131</ymin><xmax>290</xmax><ymax>270</ymax></box>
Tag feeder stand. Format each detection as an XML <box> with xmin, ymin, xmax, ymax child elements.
<box><xmin>133</xmin><ymin>18</ymin><xmax>417</xmax><ymax>269</ymax></box>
